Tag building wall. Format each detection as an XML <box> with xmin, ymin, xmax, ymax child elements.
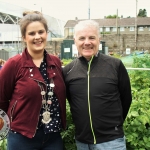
<box><xmin>101</xmin><ymin>34</ymin><xmax>150</xmax><ymax>53</ymax></box>
<box><xmin>64</xmin><ymin>26</ymin><xmax>150</xmax><ymax>38</ymax></box>
<box><xmin>64</xmin><ymin>27</ymin><xmax>150</xmax><ymax>53</ymax></box>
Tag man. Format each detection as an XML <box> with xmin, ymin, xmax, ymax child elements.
<box><xmin>63</xmin><ymin>20</ymin><xmax>132</xmax><ymax>150</ymax></box>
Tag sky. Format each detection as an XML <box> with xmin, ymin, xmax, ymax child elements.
<box><xmin>0</xmin><ymin>0</ymin><xmax>150</xmax><ymax>22</ymax></box>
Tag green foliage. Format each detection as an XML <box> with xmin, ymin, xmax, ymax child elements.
<box><xmin>0</xmin><ymin>139</ymin><xmax>7</xmax><ymax>150</ymax></box>
<box><xmin>112</xmin><ymin>53</ymin><xmax>122</xmax><ymax>59</ymax></box>
<box><xmin>138</xmin><ymin>9</ymin><xmax>147</xmax><ymax>17</ymax></box>
<box><xmin>1</xmin><ymin>55</ymin><xmax>150</xmax><ymax>149</ymax></box>
<box><xmin>124</xmin><ymin>54</ymin><xmax>150</xmax><ymax>149</ymax></box>
<box><xmin>62</xmin><ymin>59</ymin><xmax>73</xmax><ymax>66</ymax></box>
<box><xmin>61</xmin><ymin>101</ymin><xmax>76</xmax><ymax>150</ymax></box>
<box><xmin>100</xmin><ymin>32</ymin><xmax>111</xmax><ymax>34</ymax></box>
<box><xmin>106</xmin><ymin>15</ymin><xmax>119</xmax><ymax>18</ymax></box>
<box><xmin>129</xmin><ymin>54</ymin><xmax>150</xmax><ymax>91</ymax></box>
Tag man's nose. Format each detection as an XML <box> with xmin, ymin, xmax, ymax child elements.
<box><xmin>84</xmin><ymin>38</ymin><xmax>90</xmax><ymax>44</ymax></box>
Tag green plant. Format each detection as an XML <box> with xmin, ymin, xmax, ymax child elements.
<box><xmin>0</xmin><ymin>139</ymin><xmax>7</xmax><ymax>150</ymax></box>
<box><xmin>100</xmin><ymin>32</ymin><xmax>111</xmax><ymax>34</ymax></box>
<box><xmin>124</xmin><ymin>54</ymin><xmax>150</xmax><ymax>149</ymax></box>
<box><xmin>62</xmin><ymin>59</ymin><xmax>73</xmax><ymax>66</ymax></box>
<box><xmin>61</xmin><ymin>101</ymin><xmax>76</xmax><ymax>150</ymax></box>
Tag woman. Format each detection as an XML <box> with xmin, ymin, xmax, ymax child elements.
<box><xmin>0</xmin><ymin>11</ymin><xmax>66</xmax><ymax>150</ymax></box>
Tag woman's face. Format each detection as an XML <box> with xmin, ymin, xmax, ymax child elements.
<box><xmin>23</xmin><ymin>21</ymin><xmax>48</xmax><ymax>54</ymax></box>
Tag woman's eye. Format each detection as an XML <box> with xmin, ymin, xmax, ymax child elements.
<box><xmin>39</xmin><ymin>31</ymin><xmax>44</xmax><ymax>34</ymax></box>
<box><xmin>29</xmin><ymin>32</ymin><xmax>35</xmax><ymax>36</ymax></box>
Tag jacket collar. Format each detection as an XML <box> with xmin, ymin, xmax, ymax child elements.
<box><xmin>79</xmin><ymin>51</ymin><xmax>100</xmax><ymax>62</ymax></box>
<box><xmin>21</xmin><ymin>48</ymin><xmax>56</xmax><ymax>68</ymax></box>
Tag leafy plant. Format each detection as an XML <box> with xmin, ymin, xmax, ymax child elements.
<box><xmin>124</xmin><ymin>54</ymin><xmax>150</xmax><ymax>149</ymax></box>
<box><xmin>62</xmin><ymin>59</ymin><xmax>73</xmax><ymax>66</ymax></box>
<box><xmin>0</xmin><ymin>139</ymin><xmax>7</xmax><ymax>150</ymax></box>
<box><xmin>1</xmin><ymin>55</ymin><xmax>150</xmax><ymax>150</ymax></box>
<box><xmin>61</xmin><ymin>101</ymin><xmax>76</xmax><ymax>150</ymax></box>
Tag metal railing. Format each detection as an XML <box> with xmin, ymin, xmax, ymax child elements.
<box><xmin>127</xmin><ymin>68</ymin><xmax>150</xmax><ymax>71</ymax></box>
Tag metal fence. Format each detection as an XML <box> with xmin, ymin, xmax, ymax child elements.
<box><xmin>0</xmin><ymin>42</ymin><xmax>23</xmax><ymax>60</ymax></box>
<box><xmin>0</xmin><ymin>49</ymin><xmax>9</xmax><ymax>60</ymax></box>
<box><xmin>0</xmin><ymin>49</ymin><xmax>23</xmax><ymax>61</ymax></box>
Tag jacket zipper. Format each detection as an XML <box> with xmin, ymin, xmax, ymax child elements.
<box><xmin>10</xmin><ymin>100</ymin><xmax>17</xmax><ymax>122</ymax></box>
<box><xmin>87</xmin><ymin>56</ymin><xmax>96</xmax><ymax>144</ymax></box>
<box><xmin>29</xmin><ymin>77</ymin><xmax>47</xmax><ymax>137</ymax></box>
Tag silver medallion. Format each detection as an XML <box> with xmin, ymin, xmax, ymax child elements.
<box><xmin>47</xmin><ymin>100</ymin><xmax>52</xmax><ymax>105</ymax></box>
<box><xmin>41</xmin><ymin>91</ymin><xmax>46</xmax><ymax>95</ymax></box>
<box><xmin>42</xmin><ymin>111</ymin><xmax>51</xmax><ymax>124</ymax></box>
<box><xmin>50</xmin><ymin>83</ymin><xmax>55</xmax><ymax>87</ymax></box>
<box><xmin>48</xmin><ymin>91</ymin><xmax>53</xmax><ymax>96</ymax></box>
<box><xmin>42</xmin><ymin>100</ymin><xmax>46</xmax><ymax>104</ymax></box>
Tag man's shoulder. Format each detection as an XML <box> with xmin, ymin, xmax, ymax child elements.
<box><xmin>100</xmin><ymin>53</ymin><xmax>121</xmax><ymax>64</ymax></box>
<box><xmin>63</xmin><ymin>59</ymin><xmax>77</xmax><ymax>74</ymax></box>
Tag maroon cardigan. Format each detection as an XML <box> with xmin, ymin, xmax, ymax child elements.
<box><xmin>0</xmin><ymin>49</ymin><xmax>66</xmax><ymax>138</ymax></box>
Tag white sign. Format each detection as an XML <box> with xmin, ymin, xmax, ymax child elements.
<box><xmin>72</xmin><ymin>44</ymin><xmax>78</xmax><ymax>57</ymax></box>
<box><xmin>64</xmin><ymin>48</ymin><xmax>70</xmax><ymax>52</ymax></box>
<box><xmin>99</xmin><ymin>44</ymin><xmax>102</xmax><ymax>50</ymax></box>
<box><xmin>126</xmin><ymin>48</ymin><xmax>131</xmax><ymax>54</ymax></box>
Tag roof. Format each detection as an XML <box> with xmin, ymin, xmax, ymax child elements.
<box><xmin>0</xmin><ymin>1</ymin><xmax>66</xmax><ymax>37</ymax></box>
<box><xmin>64</xmin><ymin>17</ymin><xmax>150</xmax><ymax>28</ymax></box>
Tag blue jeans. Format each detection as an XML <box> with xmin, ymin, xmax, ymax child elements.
<box><xmin>76</xmin><ymin>136</ymin><xmax>126</xmax><ymax>150</ymax></box>
<box><xmin>7</xmin><ymin>129</ymin><xmax>63</xmax><ymax>150</ymax></box>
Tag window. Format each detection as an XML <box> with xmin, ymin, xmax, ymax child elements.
<box><xmin>120</xmin><ymin>27</ymin><xmax>124</xmax><ymax>31</ymax></box>
<box><xmin>69</xmin><ymin>28</ymin><xmax>74</xmax><ymax>35</ymax></box>
<box><xmin>105</xmin><ymin>27</ymin><xmax>110</xmax><ymax>32</ymax></box>
<box><xmin>112</xmin><ymin>27</ymin><xmax>117</xmax><ymax>32</ymax></box>
<box><xmin>130</xmin><ymin>27</ymin><xmax>134</xmax><ymax>31</ymax></box>
<box><xmin>100</xmin><ymin>27</ymin><xmax>103</xmax><ymax>32</ymax></box>
<box><xmin>139</xmin><ymin>27</ymin><xmax>144</xmax><ymax>31</ymax></box>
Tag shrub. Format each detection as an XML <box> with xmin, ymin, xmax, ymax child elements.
<box><xmin>124</xmin><ymin>54</ymin><xmax>150</xmax><ymax>149</ymax></box>
<box><xmin>61</xmin><ymin>101</ymin><xmax>76</xmax><ymax>150</ymax></box>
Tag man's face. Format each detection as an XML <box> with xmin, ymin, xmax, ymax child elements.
<box><xmin>74</xmin><ymin>26</ymin><xmax>100</xmax><ymax>61</ymax></box>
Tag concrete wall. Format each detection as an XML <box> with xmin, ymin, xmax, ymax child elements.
<box><xmin>100</xmin><ymin>34</ymin><xmax>150</xmax><ymax>53</ymax></box>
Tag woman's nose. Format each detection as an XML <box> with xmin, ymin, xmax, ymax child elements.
<box><xmin>35</xmin><ymin>33</ymin><xmax>40</xmax><ymax>39</ymax></box>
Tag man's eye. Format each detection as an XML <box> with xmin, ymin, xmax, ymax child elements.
<box><xmin>79</xmin><ymin>37</ymin><xmax>84</xmax><ymax>40</ymax></box>
<box><xmin>90</xmin><ymin>37</ymin><xmax>95</xmax><ymax>39</ymax></box>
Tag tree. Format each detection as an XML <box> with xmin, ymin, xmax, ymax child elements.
<box><xmin>138</xmin><ymin>9</ymin><xmax>147</xmax><ymax>17</ymax></box>
<box><xmin>105</xmin><ymin>15</ymin><xmax>119</xmax><ymax>18</ymax></box>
